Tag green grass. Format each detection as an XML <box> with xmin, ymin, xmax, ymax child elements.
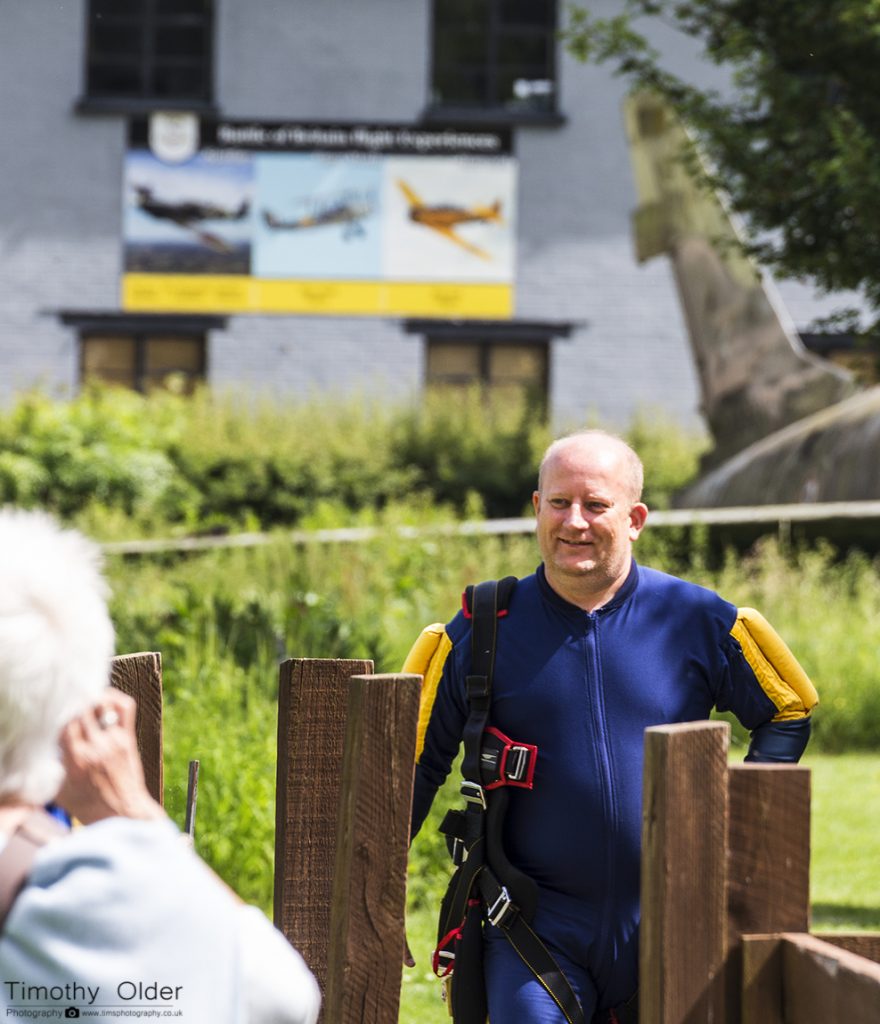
<box><xmin>806</xmin><ymin>752</ymin><xmax>880</xmax><ymax>932</ymax></box>
<box><xmin>398</xmin><ymin>752</ymin><xmax>880</xmax><ymax>1022</ymax></box>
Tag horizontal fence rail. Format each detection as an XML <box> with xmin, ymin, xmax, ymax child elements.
<box><xmin>100</xmin><ymin>500</ymin><xmax>880</xmax><ymax>557</ymax></box>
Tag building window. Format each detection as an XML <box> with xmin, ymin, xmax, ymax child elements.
<box><xmin>81</xmin><ymin>332</ymin><xmax>206</xmax><ymax>393</ymax></box>
<box><xmin>426</xmin><ymin>338</ymin><xmax>549</xmax><ymax>409</ymax></box>
<box><xmin>429</xmin><ymin>0</ymin><xmax>559</xmax><ymax>120</ymax></box>
<box><xmin>82</xmin><ymin>0</ymin><xmax>214</xmax><ymax>110</ymax></box>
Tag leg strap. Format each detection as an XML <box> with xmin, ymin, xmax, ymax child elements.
<box><xmin>479</xmin><ymin>870</ymin><xmax>586</xmax><ymax>1024</ymax></box>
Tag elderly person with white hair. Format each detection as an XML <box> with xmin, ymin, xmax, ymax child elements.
<box><xmin>0</xmin><ymin>509</ymin><xmax>320</xmax><ymax>1024</ymax></box>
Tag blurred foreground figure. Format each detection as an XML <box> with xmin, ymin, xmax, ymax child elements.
<box><xmin>0</xmin><ymin>509</ymin><xmax>320</xmax><ymax>1024</ymax></box>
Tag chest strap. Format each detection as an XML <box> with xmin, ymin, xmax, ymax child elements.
<box><xmin>433</xmin><ymin>577</ymin><xmax>586</xmax><ymax>1024</ymax></box>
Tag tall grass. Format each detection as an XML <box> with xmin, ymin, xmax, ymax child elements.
<box><xmin>106</xmin><ymin>529</ymin><xmax>880</xmax><ymax>913</ymax></box>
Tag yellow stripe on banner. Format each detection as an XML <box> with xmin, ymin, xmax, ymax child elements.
<box><xmin>122</xmin><ymin>274</ymin><xmax>512</xmax><ymax>318</ymax></box>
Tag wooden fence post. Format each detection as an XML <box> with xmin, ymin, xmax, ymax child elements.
<box><xmin>728</xmin><ymin>763</ymin><xmax>811</xmax><ymax>1021</ymax></box>
<box><xmin>741</xmin><ymin>935</ymin><xmax>784</xmax><ymax>1024</ymax></box>
<box><xmin>640</xmin><ymin>721</ymin><xmax>730</xmax><ymax>1024</ymax></box>
<box><xmin>273</xmin><ymin>658</ymin><xmax>373</xmax><ymax>999</ymax></box>
<box><xmin>323</xmin><ymin>673</ymin><xmax>421</xmax><ymax>1024</ymax></box>
<box><xmin>111</xmin><ymin>651</ymin><xmax>163</xmax><ymax>804</ymax></box>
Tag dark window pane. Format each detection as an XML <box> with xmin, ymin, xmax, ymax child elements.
<box><xmin>433</xmin><ymin>65</ymin><xmax>489</xmax><ymax>105</ymax></box>
<box><xmin>435</xmin><ymin>0</ymin><xmax>488</xmax><ymax>31</ymax></box>
<box><xmin>85</xmin><ymin>0</ymin><xmax>212</xmax><ymax>102</ymax></box>
<box><xmin>91</xmin><ymin>24</ymin><xmax>144</xmax><ymax>57</ymax></box>
<box><xmin>498</xmin><ymin>32</ymin><xmax>550</xmax><ymax>67</ymax></box>
<box><xmin>91</xmin><ymin>0</ymin><xmax>145</xmax><ymax>19</ymax></box>
<box><xmin>431</xmin><ymin>0</ymin><xmax>557</xmax><ymax>114</ymax></box>
<box><xmin>499</xmin><ymin>0</ymin><xmax>556</xmax><ymax>28</ymax></box>
<box><xmin>435</xmin><ymin>26</ymin><xmax>488</xmax><ymax>64</ymax></box>
<box><xmin>88</xmin><ymin>61</ymin><xmax>144</xmax><ymax>96</ymax></box>
<box><xmin>156</xmin><ymin>26</ymin><xmax>208</xmax><ymax>58</ymax></box>
<box><xmin>152</xmin><ymin>63</ymin><xmax>209</xmax><ymax>98</ymax></box>
<box><xmin>157</xmin><ymin>0</ymin><xmax>209</xmax><ymax>14</ymax></box>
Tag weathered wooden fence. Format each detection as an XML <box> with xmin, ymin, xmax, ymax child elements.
<box><xmin>643</xmin><ymin>721</ymin><xmax>880</xmax><ymax>1023</ymax></box>
<box><xmin>115</xmin><ymin>659</ymin><xmax>879</xmax><ymax>1023</ymax></box>
<box><xmin>272</xmin><ymin>659</ymin><xmax>420</xmax><ymax>1023</ymax></box>
<box><xmin>111</xmin><ymin>653</ymin><xmax>421</xmax><ymax>1023</ymax></box>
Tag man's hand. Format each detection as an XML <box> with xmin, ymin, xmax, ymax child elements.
<box><xmin>404</xmin><ymin>935</ymin><xmax>415</xmax><ymax>968</ymax></box>
<box><xmin>55</xmin><ymin>689</ymin><xmax>166</xmax><ymax>825</ymax></box>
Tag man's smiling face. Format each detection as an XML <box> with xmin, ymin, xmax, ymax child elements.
<box><xmin>532</xmin><ymin>435</ymin><xmax>647</xmax><ymax>606</ymax></box>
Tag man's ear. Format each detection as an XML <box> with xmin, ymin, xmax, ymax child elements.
<box><xmin>629</xmin><ymin>502</ymin><xmax>648</xmax><ymax>539</ymax></box>
<box><xmin>532</xmin><ymin>490</ymin><xmax>541</xmax><ymax>516</ymax></box>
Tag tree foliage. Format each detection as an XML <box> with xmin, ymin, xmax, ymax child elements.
<box><xmin>563</xmin><ymin>0</ymin><xmax>880</xmax><ymax>331</ymax></box>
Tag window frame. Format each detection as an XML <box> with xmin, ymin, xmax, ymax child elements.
<box><xmin>407</xmin><ymin>318</ymin><xmax>574</xmax><ymax>414</ymax></box>
<box><xmin>77</xmin><ymin>0</ymin><xmax>216</xmax><ymax>115</ymax></box>
<box><xmin>425</xmin><ymin>0</ymin><xmax>564</xmax><ymax>126</ymax></box>
<box><xmin>62</xmin><ymin>313</ymin><xmax>223</xmax><ymax>393</ymax></box>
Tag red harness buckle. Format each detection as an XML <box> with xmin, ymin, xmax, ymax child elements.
<box><xmin>481</xmin><ymin>726</ymin><xmax>538</xmax><ymax>790</ymax></box>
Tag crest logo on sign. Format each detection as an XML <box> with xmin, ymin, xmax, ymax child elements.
<box><xmin>148</xmin><ymin>112</ymin><xmax>200</xmax><ymax>164</ymax></box>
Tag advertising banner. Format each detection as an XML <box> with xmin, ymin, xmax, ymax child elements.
<box><xmin>122</xmin><ymin>117</ymin><xmax>516</xmax><ymax>318</ymax></box>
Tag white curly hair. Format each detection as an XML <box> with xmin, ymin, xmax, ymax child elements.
<box><xmin>0</xmin><ymin>508</ymin><xmax>115</xmax><ymax>804</ymax></box>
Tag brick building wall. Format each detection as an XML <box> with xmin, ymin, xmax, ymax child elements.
<box><xmin>0</xmin><ymin>0</ymin><xmax>701</xmax><ymax>431</ymax></box>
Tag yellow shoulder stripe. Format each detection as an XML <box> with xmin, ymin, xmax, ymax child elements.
<box><xmin>402</xmin><ymin>623</ymin><xmax>453</xmax><ymax>761</ymax></box>
<box><xmin>731</xmin><ymin>607</ymin><xmax>819</xmax><ymax>721</ymax></box>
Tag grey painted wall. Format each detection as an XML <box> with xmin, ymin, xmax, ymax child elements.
<box><xmin>0</xmin><ymin>0</ymin><xmax>702</xmax><ymax>431</ymax></box>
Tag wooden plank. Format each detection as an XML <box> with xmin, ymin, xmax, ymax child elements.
<box><xmin>813</xmin><ymin>932</ymin><xmax>880</xmax><ymax>965</ymax></box>
<box><xmin>273</xmin><ymin>658</ymin><xmax>373</xmax><ymax>999</ymax></box>
<box><xmin>324</xmin><ymin>673</ymin><xmax>421</xmax><ymax>1024</ymax></box>
<box><xmin>110</xmin><ymin>652</ymin><xmax>163</xmax><ymax>805</ymax></box>
<box><xmin>727</xmin><ymin>764</ymin><xmax>811</xmax><ymax>1018</ymax></box>
<box><xmin>741</xmin><ymin>935</ymin><xmax>784</xmax><ymax>1024</ymax></box>
<box><xmin>781</xmin><ymin>932</ymin><xmax>880</xmax><ymax>1023</ymax></box>
<box><xmin>640</xmin><ymin>721</ymin><xmax>730</xmax><ymax>1024</ymax></box>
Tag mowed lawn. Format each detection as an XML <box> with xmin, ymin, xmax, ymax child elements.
<box><xmin>399</xmin><ymin>752</ymin><xmax>880</xmax><ymax>1023</ymax></box>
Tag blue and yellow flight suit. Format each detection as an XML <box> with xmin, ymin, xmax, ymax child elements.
<box><xmin>409</xmin><ymin>561</ymin><xmax>816</xmax><ymax>1022</ymax></box>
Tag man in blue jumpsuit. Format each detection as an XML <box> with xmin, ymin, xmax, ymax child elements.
<box><xmin>408</xmin><ymin>430</ymin><xmax>816</xmax><ymax>1023</ymax></box>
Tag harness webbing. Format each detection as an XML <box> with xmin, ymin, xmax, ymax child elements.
<box><xmin>436</xmin><ymin>577</ymin><xmax>586</xmax><ymax>1024</ymax></box>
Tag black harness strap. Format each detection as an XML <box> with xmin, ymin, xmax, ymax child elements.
<box><xmin>435</xmin><ymin>577</ymin><xmax>586</xmax><ymax>1024</ymax></box>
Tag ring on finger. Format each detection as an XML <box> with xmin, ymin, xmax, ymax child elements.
<box><xmin>98</xmin><ymin>708</ymin><xmax>120</xmax><ymax>730</ymax></box>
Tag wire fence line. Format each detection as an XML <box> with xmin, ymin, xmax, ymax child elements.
<box><xmin>100</xmin><ymin>500</ymin><xmax>880</xmax><ymax>557</ymax></box>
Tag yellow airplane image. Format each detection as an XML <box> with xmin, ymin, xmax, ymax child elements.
<box><xmin>397</xmin><ymin>179</ymin><xmax>502</xmax><ymax>260</ymax></box>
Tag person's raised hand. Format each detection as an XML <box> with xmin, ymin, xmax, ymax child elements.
<box><xmin>55</xmin><ymin>688</ymin><xmax>166</xmax><ymax>825</ymax></box>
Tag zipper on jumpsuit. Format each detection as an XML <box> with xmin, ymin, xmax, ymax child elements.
<box><xmin>583</xmin><ymin>609</ymin><xmax>619</xmax><ymax>967</ymax></box>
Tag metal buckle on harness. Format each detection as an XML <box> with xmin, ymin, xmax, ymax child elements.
<box><xmin>505</xmin><ymin>744</ymin><xmax>530</xmax><ymax>782</ymax></box>
<box><xmin>486</xmin><ymin>885</ymin><xmax>517</xmax><ymax>928</ymax></box>
<box><xmin>460</xmin><ymin>780</ymin><xmax>487</xmax><ymax>809</ymax></box>
<box><xmin>481</xmin><ymin>726</ymin><xmax>538</xmax><ymax>791</ymax></box>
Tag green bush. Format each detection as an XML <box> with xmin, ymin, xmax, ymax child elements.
<box><xmin>0</xmin><ymin>385</ymin><xmax>708</xmax><ymax>536</ymax></box>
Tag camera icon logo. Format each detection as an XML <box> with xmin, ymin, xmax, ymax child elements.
<box><xmin>65</xmin><ymin>1008</ymin><xmax>80</xmax><ymax>1019</ymax></box>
